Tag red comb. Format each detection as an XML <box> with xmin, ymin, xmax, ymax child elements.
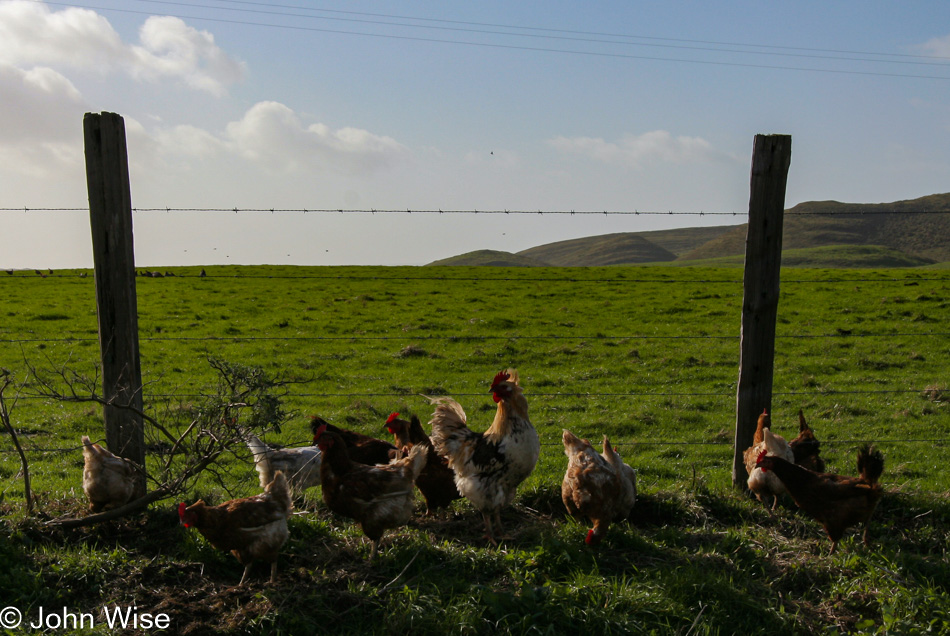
<box><xmin>756</xmin><ymin>449</ymin><xmax>768</xmax><ymax>464</ymax></box>
<box><xmin>313</xmin><ymin>423</ymin><xmax>327</xmax><ymax>439</ymax></box>
<box><xmin>386</xmin><ymin>412</ymin><xmax>399</xmax><ymax>424</ymax></box>
<box><xmin>178</xmin><ymin>502</ymin><xmax>189</xmax><ymax>526</ymax></box>
<box><xmin>492</xmin><ymin>371</ymin><xmax>510</xmax><ymax>386</ymax></box>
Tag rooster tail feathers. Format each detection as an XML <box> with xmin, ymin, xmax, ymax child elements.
<box><xmin>427</xmin><ymin>396</ymin><xmax>471</xmax><ymax>460</ymax></box>
<box><xmin>427</xmin><ymin>397</ymin><xmax>467</xmax><ymax>431</ymax></box>
<box><xmin>422</xmin><ymin>395</ymin><xmax>468</xmax><ymax>426</ymax></box>
<box><xmin>857</xmin><ymin>445</ymin><xmax>884</xmax><ymax>484</ymax></box>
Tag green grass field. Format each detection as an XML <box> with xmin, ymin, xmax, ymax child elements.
<box><xmin>1</xmin><ymin>265</ymin><xmax>948</xmax><ymax>634</ymax></box>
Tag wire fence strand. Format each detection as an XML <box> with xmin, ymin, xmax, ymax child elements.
<box><xmin>3</xmin><ymin>330</ymin><xmax>950</xmax><ymax>345</ymax></box>
<box><xmin>5</xmin><ymin>206</ymin><xmax>950</xmax><ymax>216</ymax></box>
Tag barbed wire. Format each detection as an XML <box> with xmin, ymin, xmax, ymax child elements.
<box><xmin>2</xmin><ymin>330</ymin><xmax>949</xmax><ymax>345</ymax></box>
<box><xmin>6</xmin><ymin>387</ymin><xmax>938</xmax><ymax>401</ymax></box>
<box><xmin>3</xmin><ymin>207</ymin><xmax>736</xmax><ymax>215</ymax></box>
<box><xmin>2</xmin><ymin>272</ymin><xmax>948</xmax><ymax>285</ymax></box>
<box><xmin>4</xmin><ymin>206</ymin><xmax>950</xmax><ymax>216</ymax></box>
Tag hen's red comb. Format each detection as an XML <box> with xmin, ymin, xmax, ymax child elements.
<box><xmin>756</xmin><ymin>449</ymin><xmax>768</xmax><ymax>464</ymax></box>
<box><xmin>492</xmin><ymin>371</ymin><xmax>510</xmax><ymax>386</ymax></box>
<box><xmin>313</xmin><ymin>423</ymin><xmax>327</xmax><ymax>439</ymax></box>
<box><xmin>177</xmin><ymin>502</ymin><xmax>189</xmax><ymax>526</ymax></box>
<box><xmin>386</xmin><ymin>412</ymin><xmax>399</xmax><ymax>424</ymax></box>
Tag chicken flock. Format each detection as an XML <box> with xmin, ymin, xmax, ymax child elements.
<box><xmin>78</xmin><ymin>369</ymin><xmax>885</xmax><ymax>586</ymax></box>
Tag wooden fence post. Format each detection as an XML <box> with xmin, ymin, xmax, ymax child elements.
<box><xmin>84</xmin><ymin>112</ymin><xmax>146</xmax><ymax>497</ymax></box>
<box><xmin>733</xmin><ymin>134</ymin><xmax>792</xmax><ymax>489</ymax></box>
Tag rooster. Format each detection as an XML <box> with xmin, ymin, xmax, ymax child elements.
<box><xmin>561</xmin><ymin>430</ymin><xmax>637</xmax><ymax>545</ymax></box>
<box><xmin>309</xmin><ymin>416</ymin><xmax>397</xmax><ymax>465</ymax></box>
<box><xmin>384</xmin><ymin>412</ymin><xmax>462</xmax><ymax>514</ymax></box>
<box><xmin>81</xmin><ymin>435</ymin><xmax>137</xmax><ymax>512</ymax></box>
<box><xmin>179</xmin><ymin>471</ymin><xmax>292</xmax><ymax>585</ymax></box>
<box><xmin>314</xmin><ymin>425</ymin><xmax>427</xmax><ymax>560</ymax></box>
<box><xmin>245</xmin><ymin>433</ymin><xmax>321</xmax><ymax>496</ymax></box>
<box><xmin>428</xmin><ymin>369</ymin><xmax>540</xmax><ymax>545</ymax></box>
<box><xmin>742</xmin><ymin>410</ymin><xmax>795</xmax><ymax>511</ymax></box>
<box><xmin>789</xmin><ymin>409</ymin><xmax>826</xmax><ymax>473</ymax></box>
<box><xmin>755</xmin><ymin>445</ymin><xmax>884</xmax><ymax>553</ymax></box>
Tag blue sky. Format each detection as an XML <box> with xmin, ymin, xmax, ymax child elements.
<box><xmin>2</xmin><ymin>1</ymin><xmax>949</xmax><ymax>266</ymax></box>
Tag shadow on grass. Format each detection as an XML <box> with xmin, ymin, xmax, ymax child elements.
<box><xmin>1</xmin><ymin>484</ymin><xmax>948</xmax><ymax>634</ymax></box>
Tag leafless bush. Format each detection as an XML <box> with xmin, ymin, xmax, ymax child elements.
<box><xmin>24</xmin><ymin>355</ymin><xmax>294</xmax><ymax>526</ymax></box>
<box><xmin>0</xmin><ymin>369</ymin><xmax>33</xmax><ymax>513</ymax></box>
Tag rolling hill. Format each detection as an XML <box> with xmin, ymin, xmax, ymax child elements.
<box><xmin>428</xmin><ymin>227</ymin><xmax>737</xmax><ymax>267</ymax></box>
<box><xmin>427</xmin><ymin>250</ymin><xmax>550</xmax><ymax>267</ymax></box>
<box><xmin>518</xmin><ymin>233</ymin><xmax>677</xmax><ymax>266</ymax></box>
<box><xmin>427</xmin><ymin>193</ymin><xmax>950</xmax><ymax>267</ymax></box>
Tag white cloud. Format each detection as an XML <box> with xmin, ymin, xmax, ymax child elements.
<box><xmin>0</xmin><ymin>63</ymin><xmax>85</xmax><ymax>174</ymax></box>
<box><xmin>129</xmin><ymin>16</ymin><xmax>245</xmax><ymax>96</ymax></box>
<box><xmin>0</xmin><ymin>0</ymin><xmax>244</xmax><ymax>95</ymax></box>
<box><xmin>153</xmin><ymin>124</ymin><xmax>225</xmax><ymax>159</ymax></box>
<box><xmin>124</xmin><ymin>117</ymin><xmax>225</xmax><ymax>175</ymax></box>
<box><xmin>0</xmin><ymin>65</ymin><xmax>83</xmax><ymax>138</ymax></box>
<box><xmin>0</xmin><ymin>1</ymin><xmax>122</xmax><ymax>68</ymax></box>
<box><xmin>224</xmin><ymin>101</ymin><xmax>405</xmax><ymax>173</ymax></box>
<box><xmin>916</xmin><ymin>33</ymin><xmax>950</xmax><ymax>57</ymax></box>
<box><xmin>548</xmin><ymin>130</ymin><xmax>722</xmax><ymax>168</ymax></box>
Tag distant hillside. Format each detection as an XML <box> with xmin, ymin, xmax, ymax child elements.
<box><xmin>622</xmin><ymin>226</ymin><xmax>736</xmax><ymax>257</ymax></box>
<box><xmin>427</xmin><ymin>250</ymin><xmax>550</xmax><ymax>267</ymax></box>
<box><xmin>681</xmin><ymin>193</ymin><xmax>950</xmax><ymax>264</ymax></box>
<box><xmin>517</xmin><ymin>233</ymin><xmax>677</xmax><ymax>266</ymax></box>
<box><xmin>668</xmin><ymin>245</ymin><xmax>936</xmax><ymax>269</ymax></box>
<box><xmin>427</xmin><ymin>227</ymin><xmax>737</xmax><ymax>267</ymax></box>
<box><xmin>427</xmin><ymin>193</ymin><xmax>950</xmax><ymax>268</ymax></box>
<box><xmin>779</xmin><ymin>245</ymin><xmax>935</xmax><ymax>268</ymax></box>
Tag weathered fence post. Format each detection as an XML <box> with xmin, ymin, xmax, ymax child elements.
<box><xmin>84</xmin><ymin>112</ymin><xmax>146</xmax><ymax>497</ymax></box>
<box><xmin>733</xmin><ymin>134</ymin><xmax>792</xmax><ymax>489</ymax></box>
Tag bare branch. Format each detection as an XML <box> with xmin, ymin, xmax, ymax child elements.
<box><xmin>0</xmin><ymin>369</ymin><xmax>34</xmax><ymax>513</ymax></box>
<box><xmin>46</xmin><ymin>487</ymin><xmax>172</xmax><ymax>528</ymax></box>
<box><xmin>29</xmin><ymin>356</ymin><xmax>293</xmax><ymax>526</ymax></box>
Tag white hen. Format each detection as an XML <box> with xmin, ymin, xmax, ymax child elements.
<box><xmin>746</xmin><ymin>427</ymin><xmax>795</xmax><ymax>511</ymax></box>
<box><xmin>246</xmin><ymin>433</ymin><xmax>321</xmax><ymax>496</ymax></box>
<box><xmin>81</xmin><ymin>435</ymin><xmax>137</xmax><ymax>512</ymax></box>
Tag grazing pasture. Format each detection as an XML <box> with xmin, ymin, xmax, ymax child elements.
<box><xmin>1</xmin><ymin>265</ymin><xmax>948</xmax><ymax>634</ymax></box>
